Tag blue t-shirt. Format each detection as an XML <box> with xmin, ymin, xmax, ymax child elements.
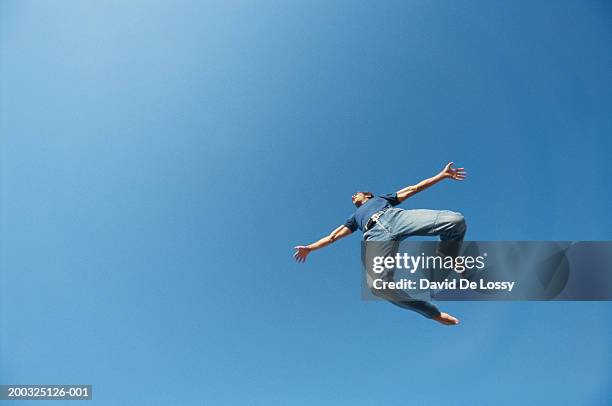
<box><xmin>344</xmin><ymin>193</ymin><xmax>401</xmax><ymax>232</ymax></box>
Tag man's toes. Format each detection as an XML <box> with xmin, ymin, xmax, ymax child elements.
<box><xmin>435</xmin><ymin>312</ymin><xmax>460</xmax><ymax>325</ymax></box>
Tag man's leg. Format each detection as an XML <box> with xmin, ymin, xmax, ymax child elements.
<box><xmin>364</xmin><ymin>239</ymin><xmax>442</xmax><ymax>319</ymax></box>
<box><xmin>367</xmin><ymin>264</ymin><xmax>460</xmax><ymax>324</ymax></box>
<box><xmin>363</xmin><ymin>217</ymin><xmax>461</xmax><ymax>324</ymax></box>
<box><xmin>379</xmin><ymin>208</ymin><xmax>467</xmax><ymax>286</ymax></box>
<box><xmin>362</xmin><ymin>230</ymin><xmax>459</xmax><ymax>325</ymax></box>
<box><xmin>383</xmin><ymin>208</ymin><xmax>467</xmax><ymax>243</ymax></box>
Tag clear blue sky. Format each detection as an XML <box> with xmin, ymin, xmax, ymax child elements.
<box><xmin>1</xmin><ymin>1</ymin><xmax>611</xmax><ymax>405</ymax></box>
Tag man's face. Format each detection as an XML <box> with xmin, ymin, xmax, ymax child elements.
<box><xmin>351</xmin><ymin>192</ymin><xmax>367</xmax><ymax>207</ymax></box>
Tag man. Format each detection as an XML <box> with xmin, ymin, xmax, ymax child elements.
<box><xmin>293</xmin><ymin>162</ymin><xmax>467</xmax><ymax>325</ymax></box>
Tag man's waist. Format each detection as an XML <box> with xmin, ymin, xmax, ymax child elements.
<box><xmin>364</xmin><ymin>208</ymin><xmax>390</xmax><ymax>231</ymax></box>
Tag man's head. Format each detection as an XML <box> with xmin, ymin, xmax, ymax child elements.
<box><xmin>351</xmin><ymin>191</ymin><xmax>374</xmax><ymax>207</ymax></box>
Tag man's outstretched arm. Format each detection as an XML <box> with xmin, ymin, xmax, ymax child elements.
<box><xmin>396</xmin><ymin>162</ymin><xmax>467</xmax><ymax>203</ymax></box>
<box><xmin>294</xmin><ymin>225</ymin><xmax>353</xmax><ymax>262</ymax></box>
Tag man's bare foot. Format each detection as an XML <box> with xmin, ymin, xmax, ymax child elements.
<box><xmin>433</xmin><ymin>312</ymin><xmax>460</xmax><ymax>325</ymax></box>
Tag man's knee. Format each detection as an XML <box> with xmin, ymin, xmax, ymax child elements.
<box><xmin>444</xmin><ymin>211</ymin><xmax>466</xmax><ymax>231</ymax></box>
<box><xmin>368</xmin><ymin>282</ymin><xmax>393</xmax><ymax>301</ymax></box>
<box><xmin>454</xmin><ymin>212</ymin><xmax>466</xmax><ymax>229</ymax></box>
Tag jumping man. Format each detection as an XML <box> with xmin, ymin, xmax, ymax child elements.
<box><xmin>293</xmin><ymin>162</ymin><xmax>467</xmax><ymax>325</ymax></box>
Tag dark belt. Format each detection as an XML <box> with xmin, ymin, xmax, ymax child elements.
<box><xmin>364</xmin><ymin>208</ymin><xmax>389</xmax><ymax>232</ymax></box>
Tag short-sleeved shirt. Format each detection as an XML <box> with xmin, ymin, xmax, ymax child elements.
<box><xmin>344</xmin><ymin>193</ymin><xmax>401</xmax><ymax>232</ymax></box>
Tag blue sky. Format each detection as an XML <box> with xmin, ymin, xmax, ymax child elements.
<box><xmin>1</xmin><ymin>1</ymin><xmax>611</xmax><ymax>405</ymax></box>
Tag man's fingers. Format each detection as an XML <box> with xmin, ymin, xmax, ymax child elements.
<box><xmin>293</xmin><ymin>246</ymin><xmax>309</xmax><ymax>263</ymax></box>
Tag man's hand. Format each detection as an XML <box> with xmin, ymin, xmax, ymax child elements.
<box><xmin>396</xmin><ymin>162</ymin><xmax>467</xmax><ymax>203</ymax></box>
<box><xmin>439</xmin><ymin>162</ymin><xmax>467</xmax><ymax>181</ymax></box>
<box><xmin>293</xmin><ymin>245</ymin><xmax>311</xmax><ymax>262</ymax></box>
<box><xmin>294</xmin><ymin>226</ymin><xmax>352</xmax><ymax>263</ymax></box>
